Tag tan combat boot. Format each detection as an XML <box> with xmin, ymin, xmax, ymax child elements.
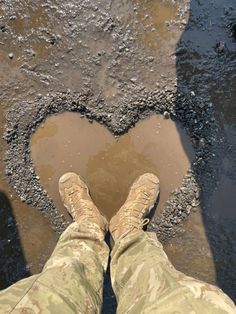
<box><xmin>110</xmin><ymin>173</ymin><xmax>160</xmax><ymax>241</ymax></box>
<box><xmin>59</xmin><ymin>172</ymin><xmax>108</xmax><ymax>233</ymax></box>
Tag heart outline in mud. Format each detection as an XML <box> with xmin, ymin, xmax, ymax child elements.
<box><xmin>31</xmin><ymin>112</ymin><xmax>194</xmax><ymax>222</ymax></box>
<box><xmin>4</xmin><ymin>92</ymin><xmax>200</xmax><ymax>240</ymax></box>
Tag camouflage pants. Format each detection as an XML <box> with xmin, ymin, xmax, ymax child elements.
<box><xmin>0</xmin><ymin>221</ymin><xmax>235</xmax><ymax>313</ymax></box>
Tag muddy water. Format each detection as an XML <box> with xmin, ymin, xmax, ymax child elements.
<box><xmin>165</xmin><ymin>209</ymin><xmax>216</xmax><ymax>285</ymax></box>
<box><xmin>31</xmin><ymin>113</ymin><xmax>194</xmax><ymax>221</ymax></box>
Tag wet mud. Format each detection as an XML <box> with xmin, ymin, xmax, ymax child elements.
<box><xmin>0</xmin><ymin>0</ymin><xmax>236</xmax><ymax>308</ymax></box>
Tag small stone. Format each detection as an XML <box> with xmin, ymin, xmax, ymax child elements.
<box><xmin>130</xmin><ymin>77</ymin><xmax>137</xmax><ymax>83</ymax></box>
<box><xmin>20</xmin><ymin>196</ymin><xmax>26</xmax><ymax>202</ymax></box>
<box><xmin>186</xmin><ymin>205</ymin><xmax>192</xmax><ymax>214</ymax></box>
<box><xmin>25</xmin><ymin>264</ymin><xmax>30</xmax><ymax>271</ymax></box>
<box><xmin>7</xmin><ymin>217</ymin><xmax>14</xmax><ymax>226</ymax></box>
<box><xmin>8</xmin><ymin>52</ymin><xmax>14</xmax><ymax>59</ymax></box>
<box><xmin>215</xmin><ymin>41</ymin><xmax>226</xmax><ymax>53</ymax></box>
<box><xmin>148</xmin><ymin>56</ymin><xmax>154</xmax><ymax>62</ymax></box>
<box><xmin>6</xmin><ymin>169</ymin><xmax>12</xmax><ymax>175</ymax></box>
<box><xmin>231</xmin><ymin>23</ymin><xmax>236</xmax><ymax>40</ymax></box>
<box><xmin>0</xmin><ymin>23</ymin><xmax>6</xmax><ymax>32</ymax></box>
<box><xmin>199</xmin><ymin>138</ymin><xmax>205</xmax><ymax>147</ymax></box>
<box><xmin>164</xmin><ymin>111</ymin><xmax>170</xmax><ymax>119</ymax></box>
<box><xmin>175</xmin><ymin>47</ymin><xmax>187</xmax><ymax>55</ymax></box>
<box><xmin>192</xmin><ymin>199</ymin><xmax>200</xmax><ymax>207</ymax></box>
<box><xmin>27</xmin><ymin>48</ymin><xmax>36</xmax><ymax>56</ymax></box>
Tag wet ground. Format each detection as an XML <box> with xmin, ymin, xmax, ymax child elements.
<box><xmin>0</xmin><ymin>0</ymin><xmax>236</xmax><ymax>309</ymax></box>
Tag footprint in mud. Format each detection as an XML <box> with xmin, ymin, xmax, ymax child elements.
<box><xmin>30</xmin><ymin>112</ymin><xmax>194</xmax><ymax>221</ymax></box>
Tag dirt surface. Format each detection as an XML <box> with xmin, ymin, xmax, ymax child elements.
<box><xmin>0</xmin><ymin>0</ymin><xmax>236</xmax><ymax>309</ymax></box>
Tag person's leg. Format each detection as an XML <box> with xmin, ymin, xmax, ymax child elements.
<box><xmin>0</xmin><ymin>173</ymin><xmax>109</xmax><ymax>314</ymax></box>
<box><xmin>110</xmin><ymin>173</ymin><xmax>236</xmax><ymax>314</ymax></box>
<box><xmin>111</xmin><ymin>230</ymin><xmax>236</xmax><ymax>314</ymax></box>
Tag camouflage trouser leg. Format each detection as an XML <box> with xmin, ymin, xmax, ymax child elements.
<box><xmin>111</xmin><ymin>231</ymin><xmax>236</xmax><ymax>314</ymax></box>
<box><xmin>0</xmin><ymin>221</ymin><xmax>109</xmax><ymax>314</ymax></box>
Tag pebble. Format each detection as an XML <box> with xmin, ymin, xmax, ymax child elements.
<box><xmin>0</xmin><ymin>23</ymin><xmax>6</xmax><ymax>32</ymax></box>
<box><xmin>163</xmin><ymin>111</ymin><xmax>170</xmax><ymax>119</ymax></box>
<box><xmin>8</xmin><ymin>52</ymin><xmax>14</xmax><ymax>59</ymax></box>
<box><xmin>191</xmin><ymin>199</ymin><xmax>200</xmax><ymax>207</ymax></box>
<box><xmin>7</xmin><ymin>217</ymin><xmax>14</xmax><ymax>226</ymax></box>
<box><xmin>215</xmin><ymin>41</ymin><xmax>226</xmax><ymax>53</ymax></box>
<box><xmin>20</xmin><ymin>196</ymin><xmax>26</xmax><ymax>202</ymax></box>
<box><xmin>148</xmin><ymin>56</ymin><xmax>154</xmax><ymax>62</ymax></box>
<box><xmin>175</xmin><ymin>47</ymin><xmax>187</xmax><ymax>55</ymax></box>
<box><xmin>130</xmin><ymin>77</ymin><xmax>137</xmax><ymax>83</ymax></box>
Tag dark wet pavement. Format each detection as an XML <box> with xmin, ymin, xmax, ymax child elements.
<box><xmin>174</xmin><ymin>0</ymin><xmax>236</xmax><ymax>300</ymax></box>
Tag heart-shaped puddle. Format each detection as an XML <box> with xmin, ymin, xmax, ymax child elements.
<box><xmin>30</xmin><ymin>112</ymin><xmax>194</xmax><ymax>221</ymax></box>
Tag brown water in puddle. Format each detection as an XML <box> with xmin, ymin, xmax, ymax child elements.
<box><xmin>31</xmin><ymin>113</ymin><xmax>194</xmax><ymax>221</ymax></box>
